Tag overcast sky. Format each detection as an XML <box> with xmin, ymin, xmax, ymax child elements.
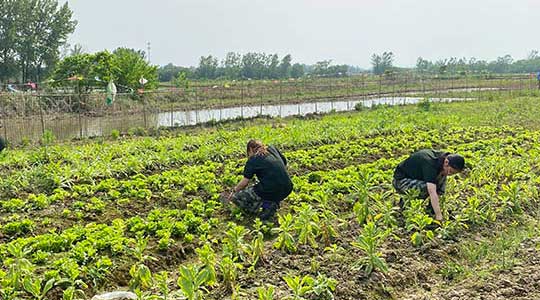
<box><xmin>62</xmin><ymin>0</ymin><xmax>539</xmax><ymax>68</ymax></box>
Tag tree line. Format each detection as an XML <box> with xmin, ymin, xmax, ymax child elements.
<box><xmin>2</xmin><ymin>0</ymin><xmax>539</xmax><ymax>91</ymax></box>
<box><xmin>415</xmin><ymin>51</ymin><xmax>540</xmax><ymax>75</ymax></box>
<box><xmin>157</xmin><ymin>52</ymin><xmax>360</xmax><ymax>82</ymax></box>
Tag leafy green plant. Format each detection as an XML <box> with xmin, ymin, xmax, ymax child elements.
<box><xmin>222</xmin><ymin>222</ymin><xmax>250</xmax><ymax>261</ymax></box>
<box><xmin>177</xmin><ymin>264</ymin><xmax>209</xmax><ymax>300</ymax></box>
<box><xmin>283</xmin><ymin>274</ymin><xmax>314</xmax><ymax>300</ymax></box>
<box><xmin>23</xmin><ymin>277</ymin><xmax>55</xmax><ymax>300</ymax></box>
<box><xmin>311</xmin><ymin>274</ymin><xmax>337</xmax><ymax>300</ymax></box>
<box><xmin>257</xmin><ymin>284</ymin><xmax>275</xmax><ymax>300</ymax></box>
<box><xmin>218</xmin><ymin>256</ymin><xmax>243</xmax><ymax>294</ymax></box>
<box><xmin>248</xmin><ymin>219</ymin><xmax>266</xmax><ymax>270</ymax></box>
<box><xmin>272</xmin><ymin>213</ymin><xmax>297</xmax><ymax>253</ymax></box>
<box><xmin>195</xmin><ymin>244</ymin><xmax>217</xmax><ymax>286</ymax></box>
<box><xmin>351</xmin><ymin>221</ymin><xmax>389</xmax><ymax>275</ymax></box>
<box><xmin>154</xmin><ymin>271</ymin><xmax>172</xmax><ymax>300</ymax></box>
<box><xmin>294</xmin><ymin>203</ymin><xmax>320</xmax><ymax>248</ymax></box>
<box><xmin>129</xmin><ymin>263</ymin><xmax>153</xmax><ymax>291</ymax></box>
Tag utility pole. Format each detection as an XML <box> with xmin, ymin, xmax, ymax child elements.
<box><xmin>146</xmin><ymin>42</ymin><xmax>151</xmax><ymax>64</ymax></box>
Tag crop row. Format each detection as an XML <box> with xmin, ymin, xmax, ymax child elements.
<box><xmin>0</xmin><ymin>126</ymin><xmax>533</xmax><ymax>235</ymax></box>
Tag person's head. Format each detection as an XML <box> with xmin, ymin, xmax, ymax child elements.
<box><xmin>246</xmin><ymin>139</ymin><xmax>268</xmax><ymax>157</ymax></box>
<box><xmin>442</xmin><ymin>154</ymin><xmax>465</xmax><ymax>176</ymax></box>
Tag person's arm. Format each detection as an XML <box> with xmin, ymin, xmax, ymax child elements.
<box><xmin>233</xmin><ymin>177</ymin><xmax>250</xmax><ymax>193</ymax></box>
<box><xmin>227</xmin><ymin>177</ymin><xmax>250</xmax><ymax>201</ymax></box>
<box><xmin>427</xmin><ymin>183</ymin><xmax>443</xmax><ymax>222</ymax></box>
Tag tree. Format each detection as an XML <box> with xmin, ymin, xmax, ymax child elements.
<box><xmin>49</xmin><ymin>48</ymin><xmax>158</xmax><ymax>92</ymax></box>
<box><xmin>290</xmin><ymin>63</ymin><xmax>304</xmax><ymax>78</ymax></box>
<box><xmin>111</xmin><ymin>48</ymin><xmax>158</xmax><ymax>90</ymax></box>
<box><xmin>416</xmin><ymin>57</ymin><xmax>431</xmax><ymax>74</ymax></box>
<box><xmin>279</xmin><ymin>54</ymin><xmax>292</xmax><ymax>78</ymax></box>
<box><xmin>197</xmin><ymin>55</ymin><xmax>218</xmax><ymax>79</ymax></box>
<box><xmin>16</xmin><ymin>0</ymin><xmax>77</xmax><ymax>82</ymax></box>
<box><xmin>49</xmin><ymin>52</ymin><xmax>114</xmax><ymax>92</ymax></box>
<box><xmin>158</xmin><ymin>63</ymin><xmax>194</xmax><ymax>82</ymax></box>
<box><xmin>222</xmin><ymin>52</ymin><xmax>241</xmax><ymax>79</ymax></box>
<box><xmin>527</xmin><ymin>50</ymin><xmax>539</xmax><ymax>60</ymax></box>
<box><xmin>0</xmin><ymin>0</ymin><xmax>19</xmax><ymax>83</ymax></box>
<box><xmin>267</xmin><ymin>54</ymin><xmax>280</xmax><ymax>78</ymax></box>
<box><xmin>312</xmin><ymin>60</ymin><xmax>332</xmax><ymax>76</ymax></box>
<box><xmin>371</xmin><ymin>52</ymin><xmax>394</xmax><ymax>75</ymax></box>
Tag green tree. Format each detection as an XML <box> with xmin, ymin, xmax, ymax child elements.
<box><xmin>222</xmin><ymin>52</ymin><xmax>241</xmax><ymax>79</ymax></box>
<box><xmin>290</xmin><ymin>63</ymin><xmax>304</xmax><ymax>78</ymax></box>
<box><xmin>49</xmin><ymin>48</ymin><xmax>158</xmax><ymax>92</ymax></box>
<box><xmin>371</xmin><ymin>51</ymin><xmax>394</xmax><ymax>75</ymax></box>
<box><xmin>0</xmin><ymin>0</ymin><xmax>19</xmax><ymax>83</ymax></box>
<box><xmin>197</xmin><ymin>55</ymin><xmax>218</xmax><ymax>79</ymax></box>
<box><xmin>112</xmin><ymin>47</ymin><xmax>158</xmax><ymax>90</ymax></box>
<box><xmin>16</xmin><ymin>0</ymin><xmax>77</xmax><ymax>82</ymax></box>
<box><xmin>158</xmin><ymin>63</ymin><xmax>193</xmax><ymax>82</ymax></box>
<box><xmin>49</xmin><ymin>52</ymin><xmax>113</xmax><ymax>92</ymax></box>
<box><xmin>279</xmin><ymin>54</ymin><xmax>292</xmax><ymax>78</ymax></box>
<box><xmin>416</xmin><ymin>57</ymin><xmax>431</xmax><ymax>74</ymax></box>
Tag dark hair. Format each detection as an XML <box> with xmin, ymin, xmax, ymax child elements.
<box><xmin>437</xmin><ymin>152</ymin><xmax>450</xmax><ymax>170</ymax></box>
<box><xmin>0</xmin><ymin>136</ymin><xmax>5</xmax><ymax>152</ymax></box>
<box><xmin>447</xmin><ymin>154</ymin><xmax>465</xmax><ymax>171</ymax></box>
<box><xmin>246</xmin><ymin>139</ymin><xmax>268</xmax><ymax>156</ymax></box>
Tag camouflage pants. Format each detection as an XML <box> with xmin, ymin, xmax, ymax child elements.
<box><xmin>231</xmin><ymin>187</ymin><xmax>279</xmax><ymax>220</ymax></box>
<box><xmin>393</xmin><ymin>177</ymin><xmax>446</xmax><ymax>215</ymax></box>
<box><xmin>392</xmin><ymin>177</ymin><xmax>446</xmax><ymax>199</ymax></box>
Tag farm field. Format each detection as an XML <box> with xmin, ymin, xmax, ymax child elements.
<box><xmin>1</xmin><ymin>96</ymin><xmax>540</xmax><ymax>299</ymax></box>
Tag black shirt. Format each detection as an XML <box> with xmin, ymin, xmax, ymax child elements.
<box><xmin>394</xmin><ymin>149</ymin><xmax>446</xmax><ymax>184</ymax></box>
<box><xmin>243</xmin><ymin>146</ymin><xmax>293</xmax><ymax>202</ymax></box>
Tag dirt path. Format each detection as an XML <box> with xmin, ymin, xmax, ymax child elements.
<box><xmin>398</xmin><ymin>237</ymin><xmax>540</xmax><ymax>300</ymax></box>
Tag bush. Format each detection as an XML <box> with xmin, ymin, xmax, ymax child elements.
<box><xmin>111</xmin><ymin>129</ymin><xmax>120</xmax><ymax>140</ymax></box>
<box><xmin>418</xmin><ymin>98</ymin><xmax>431</xmax><ymax>111</ymax></box>
<box><xmin>354</xmin><ymin>102</ymin><xmax>366</xmax><ymax>111</ymax></box>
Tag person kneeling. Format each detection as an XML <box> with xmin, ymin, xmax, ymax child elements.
<box><xmin>393</xmin><ymin>149</ymin><xmax>465</xmax><ymax>222</ymax></box>
<box><xmin>225</xmin><ymin>140</ymin><xmax>293</xmax><ymax>221</ymax></box>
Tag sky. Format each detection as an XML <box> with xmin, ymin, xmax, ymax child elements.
<box><xmin>61</xmin><ymin>0</ymin><xmax>539</xmax><ymax>68</ymax></box>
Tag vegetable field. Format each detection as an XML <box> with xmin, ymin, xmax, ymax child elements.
<box><xmin>1</xmin><ymin>96</ymin><xmax>540</xmax><ymax>300</ymax></box>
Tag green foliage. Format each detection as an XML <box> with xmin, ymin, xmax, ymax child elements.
<box><xmin>371</xmin><ymin>52</ymin><xmax>394</xmax><ymax>75</ymax></box>
<box><xmin>110</xmin><ymin>129</ymin><xmax>120</xmax><ymax>140</ymax></box>
<box><xmin>272</xmin><ymin>213</ymin><xmax>297</xmax><ymax>253</ymax></box>
<box><xmin>282</xmin><ymin>273</ymin><xmax>335</xmax><ymax>300</ymax></box>
<box><xmin>153</xmin><ymin>271</ymin><xmax>172</xmax><ymax>300</ymax></box>
<box><xmin>257</xmin><ymin>285</ymin><xmax>275</xmax><ymax>300</ymax></box>
<box><xmin>129</xmin><ymin>263</ymin><xmax>152</xmax><ymax>291</ymax></box>
<box><xmin>351</xmin><ymin>221</ymin><xmax>389</xmax><ymax>275</ymax></box>
<box><xmin>404</xmin><ymin>199</ymin><xmax>436</xmax><ymax>247</ymax></box>
<box><xmin>418</xmin><ymin>98</ymin><xmax>431</xmax><ymax>111</ymax></box>
<box><xmin>195</xmin><ymin>244</ymin><xmax>217</xmax><ymax>286</ymax></box>
<box><xmin>222</xmin><ymin>222</ymin><xmax>250</xmax><ymax>261</ymax></box>
<box><xmin>218</xmin><ymin>256</ymin><xmax>243</xmax><ymax>294</ymax></box>
<box><xmin>294</xmin><ymin>203</ymin><xmax>320</xmax><ymax>248</ymax></box>
<box><xmin>23</xmin><ymin>277</ymin><xmax>55</xmax><ymax>300</ymax></box>
<box><xmin>283</xmin><ymin>274</ymin><xmax>313</xmax><ymax>300</ymax></box>
<box><xmin>177</xmin><ymin>264</ymin><xmax>209</xmax><ymax>300</ymax></box>
<box><xmin>49</xmin><ymin>48</ymin><xmax>158</xmax><ymax>92</ymax></box>
<box><xmin>0</xmin><ymin>0</ymin><xmax>76</xmax><ymax>82</ymax></box>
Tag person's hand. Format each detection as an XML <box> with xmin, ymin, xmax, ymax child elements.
<box><xmin>226</xmin><ymin>190</ymin><xmax>235</xmax><ymax>202</ymax></box>
<box><xmin>219</xmin><ymin>191</ymin><xmax>233</xmax><ymax>204</ymax></box>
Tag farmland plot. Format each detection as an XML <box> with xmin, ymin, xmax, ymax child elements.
<box><xmin>1</xmin><ymin>97</ymin><xmax>540</xmax><ymax>299</ymax></box>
